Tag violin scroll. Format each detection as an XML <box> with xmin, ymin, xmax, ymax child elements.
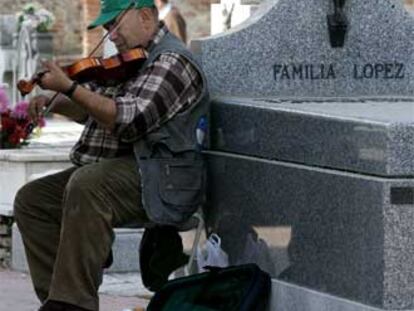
<box><xmin>17</xmin><ymin>80</ymin><xmax>36</xmax><ymax>97</ymax></box>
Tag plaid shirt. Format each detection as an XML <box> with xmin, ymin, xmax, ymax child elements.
<box><xmin>70</xmin><ymin>24</ymin><xmax>203</xmax><ymax>166</ymax></box>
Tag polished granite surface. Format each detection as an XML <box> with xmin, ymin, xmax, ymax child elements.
<box><xmin>210</xmin><ymin>98</ymin><xmax>414</xmax><ymax>176</ymax></box>
<box><xmin>194</xmin><ymin>0</ymin><xmax>414</xmax><ymax>309</ymax></box>
<box><xmin>206</xmin><ymin>152</ymin><xmax>414</xmax><ymax>309</ymax></box>
<box><xmin>193</xmin><ymin>0</ymin><xmax>414</xmax><ymax>98</ymax></box>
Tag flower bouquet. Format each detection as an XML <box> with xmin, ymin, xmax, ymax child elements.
<box><xmin>17</xmin><ymin>2</ymin><xmax>55</xmax><ymax>33</ymax></box>
<box><xmin>0</xmin><ymin>88</ymin><xmax>44</xmax><ymax>149</ymax></box>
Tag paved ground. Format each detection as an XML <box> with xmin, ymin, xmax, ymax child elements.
<box><xmin>0</xmin><ymin>267</ymin><xmax>151</xmax><ymax>311</ymax></box>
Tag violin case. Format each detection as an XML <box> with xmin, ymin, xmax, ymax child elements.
<box><xmin>146</xmin><ymin>264</ymin><xmax>271</xmax><ymax>311</ymax></box>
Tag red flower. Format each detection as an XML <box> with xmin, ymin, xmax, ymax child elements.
<box><xmin>8</xmin><ymin>131</ymin><xmax>21</xmax><ymax>145</ymax></box>
<box><xmin>8</xmin><ymin>125</ymin><xmax>27</xmax><ymax>145</ymax></box>
<box><xmin>1</xmin><ymin>105</ymin><xmax>42</xmax><ymax>148</ymax></box>
<box><xmin>1</xmin><ymin>113</ymin><xmax>17</xmax><ymax>131</ymax></box>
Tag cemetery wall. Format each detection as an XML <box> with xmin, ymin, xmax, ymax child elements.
<box><xmin>0</xmin><ymin>216</ymin><xmax>12</xmax><ymax>266</ymax></box>
<box><xmin>0</xmin><ymin>0</ymin><xmax>215</xmax><ymax>57</ymax></box>
<box><xmin>0</xmin><ymin>0</ymin><xmax>84</xmax><ymax>56</ymax></box>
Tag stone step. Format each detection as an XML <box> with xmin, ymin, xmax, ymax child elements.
<box><xmin>0</xmin><ymin>224</ymin><xmax>9</xmax><ymax>235</ymax></box>
<box><xmin>11</xmin><ymin>224</ymin><xmax>200</xmax><ymax>274</ymax></box>
<box><xmin>11</xmin><ymin>224</ymin><xmax>142</xmax><ymax>273</ymax></box>
<box><xmin>270</xmin><ymin>280</ymin><xmax>394</xmax><ymax>311</ymax></box>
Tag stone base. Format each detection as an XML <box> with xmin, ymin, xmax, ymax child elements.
<box><xmin>106</xmin><ymin>228</ymin><xmax>142</xmax><ymax>273</ymax></box>
<box><xmin>207</xmin><ymin>151</ymin><xmax>414</xmax><ymax>309</ymax></box>
<box><xmin>205</xmin><ymin>97</ymin><xmax>414</xmax><ymax>309</ymax></box>
<box><xmin>270</xmin><ymin>280</ymin><xmax>414</xmax><ymax>311</ymax></box>
<box><xmin>11</xmin><ymin>224</ymin><xmax>143</xmax><ymax>273</ymax></box>
<box><xmin>12</xmin><ymin>224</ymin><xmax>199</xmax><ymax>274</ymax></box>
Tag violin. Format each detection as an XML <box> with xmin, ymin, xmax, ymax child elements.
<box><xmin>18</xmin><ymin>3</ymin><xmax>137</xmax><ymax>136</ymax></box>
<box><xmin>17</xmin><ymin>47</ymin><xmax>147</xmax><ymax>96</ymax></box>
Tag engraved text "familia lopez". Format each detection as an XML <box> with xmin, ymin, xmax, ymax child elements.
<box><xmin>273</xmin><ymin>63</ymin><xmax>405</xmax><ymax>81</ymax></box>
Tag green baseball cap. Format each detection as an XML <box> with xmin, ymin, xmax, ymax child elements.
<box><xmin>88</xmin><ymin>0</ymin><xmax>155</xmax><ymax>30</ymax></box>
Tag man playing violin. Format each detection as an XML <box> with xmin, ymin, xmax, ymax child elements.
<box><xmin>13</xmin><ymin>0</ymin><xmax>209</xmax><ymax>310</ymax></box>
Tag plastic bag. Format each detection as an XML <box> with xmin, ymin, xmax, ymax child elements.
<box><xmin>197</xmin><ymin>233</ymin><xmax>229</xmax><ymax>272</ymax></box>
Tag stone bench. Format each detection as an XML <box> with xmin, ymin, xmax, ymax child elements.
<box><xmin>0</xmin><ymin>147</ymin><xmax>73</xmax><ymax>217</ymax></box>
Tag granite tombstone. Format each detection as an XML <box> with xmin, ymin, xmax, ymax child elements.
<box><xmin>193</xmin><ymin>0</ymin><xmax>414</xmax><ymax>310</ymax></box>
<box><xmin>0</xmin><ymin>15</ymin><xmax>17</xmax><ymax>47</ymax></box>
<box><xmin>194</xmin><ymin>0</ymin><xmax>414</xmax><ymax>98</ymax></box>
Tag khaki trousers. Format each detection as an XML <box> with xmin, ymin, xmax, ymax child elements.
<box><xmin>14</xmin><ymin>155</ymin><xmax>148</xmax><ymax>311</ymax></box>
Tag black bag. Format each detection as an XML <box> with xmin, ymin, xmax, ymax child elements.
<box><xmin>146</xmin><ymin>264</ymin><xmax>271</xmax><ymax>311</ymax></box>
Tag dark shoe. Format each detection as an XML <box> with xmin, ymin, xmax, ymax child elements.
<box><xmin>39</xmin><ymin>300</ymin><xmax>90</xmax><ymax>311</ymax></box>
<box><xmin>140</xmin><ymin>226</ymin><xmax>189</xmax><ymax>292</ymax></box>
<box><xmin>39</xmin><ymin>301</ymin><xmax>65</xmax><ymax>311</ymax></box>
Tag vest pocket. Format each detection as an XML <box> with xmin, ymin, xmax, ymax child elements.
<box><xmin>139</xmin><ymin>158</ymin><xmax>204</xmax><ymax>226</ymax></box>
<box><xmin>160</xmin><ymin>160</ymin><xmax>203</xmax><ymax>206</ymax></box>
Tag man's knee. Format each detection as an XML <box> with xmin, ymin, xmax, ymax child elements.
<box><xmin>14</xmin><ymin>181</ymin><xmax>37</xmax><ymax>220</ymax></box>
<box><xmin>63</xmin><ymin>167</ymin><xmax>107</xmax><ymax>217</ymax></box>
<box><xmin>65</xmin><ymin>166</ymin><xmax>101</xmax><ymax>197</ymax></box>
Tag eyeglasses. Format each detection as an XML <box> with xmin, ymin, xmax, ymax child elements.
<box><xmin>103</xmin><ymin>7</ymin><xmax>132</xmax><ymax>32</ymax></box>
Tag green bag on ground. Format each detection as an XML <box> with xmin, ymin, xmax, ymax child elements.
<box><xmin>146</xmin><ymin>264</ymin><xmax>271</xmax><ymax>311</ymax></box>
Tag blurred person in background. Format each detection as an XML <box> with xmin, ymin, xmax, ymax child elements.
<box><xmin>155</xmin><ymin>0</ymin><xmax>187</xmax><ymax>43</ymax></box>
